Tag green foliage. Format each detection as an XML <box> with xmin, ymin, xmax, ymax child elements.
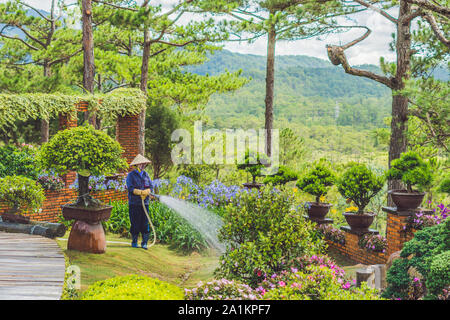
<box><xmin>39</xmin><ymin>125</ymin><xmax>128</xmax><ymax>177</ymax></box>
<box><xmin>386</xmin><ymin>151</ymin><xmax>433</xmax><ymax>192</ymax></box>
<box><xmin>147</xmin><ymin>201</ymin><xmax>208</xmax><ymax>254</ymax></box>
<box><xmin>0</xmin><ymin>145</ymin><xmax>39</xmax><ymax>179</ymax></box>
<box><xmin>145</xmin><ymin>103</ymin><xmax>180</xmax><ymax>179</ymax></box>
<box><xmin>438</xmin><ymin>175</ymin><xmax>450</xmax><ymax>194</ymax></box>
<box><xmin>296</xmin><ymin>162</ymin><xmax>335</xmax><ymax>203</ymax></box>
<box><xmin>216</xmin><ymin>186</ymin><xmax>325</xmax><ymax>286</ymax></box>
<box><xmin>0</xmin><ymin>89</ymin><xmax>146</xmax><ymax>130</ymax></box>
<box><xmin>426</xmin><ymin>251</ymin><xmax>450</xmax><ymax>298</ymax></box>
<box><xmin>263</xmin><ymin>165</ymin><xmax>298</xmax><ymax>185</ymax></box>
<box><xmin>262</xmin><ymin>265</ymin><xmax>381</xmax><ymax>300</ymax></box>
<box><xmin>0</xmin><ymin>175</ymin><xmax>45</xmax><ymax>211</ymax></box>
<box><xmin>82</xmin><ymin>275</ymin><xmax>184</xmax><ymax>300</ymax></box>
<box><xmin>337</xmin><ymin>163</ymin><xmax>384</xmax><ymax>214</ymax></box>
<box><xmin>103</xmin><ymin>201</ymin><xmax>131</xmax><ymax>238</ymax></box>
<box><xmin>383</xmin><ymin>219</ymin><xmax>450</xmax><ymax>300</ymax></box>
<box><xmin>279</xmin><ymin>127</ymin><xmax>306</xmax><ymax>169</ymax></box>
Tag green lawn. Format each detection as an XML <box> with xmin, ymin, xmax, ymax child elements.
<box><xmin>57</xmin><ymin>232</ymin><xmax>219</xmax><ymax>292</ymax></box>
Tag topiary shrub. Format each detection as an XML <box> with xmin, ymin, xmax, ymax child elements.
<box><xmin>383</xmin><ymin>219</ymin><xmax>450</xmax><ymax>300</ymax></box>
<box><xmin>237</xmin><ymin>150</ymin><xmax>269</xmax><ymax>184</ymax></box>
<box><xmin>296</xmin><ymin>163</ymin><xmax>335</xmax><ymax>203</ymax></box>
<box><xmin>337</xmin><ymin>163</ymin><xmax>384</xmax><ymax>214</ymax></box>
<box><xmin>39</xmin><ymin>125</ymin><xmax>128</xmax><ymax>207</ymax></box>
<box><xmin>386</xmin><ymin>151</ymin><xmax>433</xmax><ymax>193</ymax></box>
<box><xmin>215</xmin><ymin>186</ymin><xmax>325</xmax><ymax>286</ymax></box>
<box><xmin>263</xmin><ymin>165</ymin><xmax>298</xmax><ymax>185</ymax></box>
<box><xmin>0</xmin><ymin>175</ymin><xmax>45</xmax><ymax>213</ymax></box>
<box><xmin>82</xmin><ymin>275</ymin><xmax>184</xmax><ymax>300</ymax></box>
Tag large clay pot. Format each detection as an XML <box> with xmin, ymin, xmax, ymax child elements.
<box><xmin>62</xmin><ymin>204</ymin><xmax>112</xmax><ymax>254</ymax></box>
<box><xmin>306</xmin><ymin>202</ymin><xmax>332</xmax><ymax>222</ymax></box>
<box><xmin>388</xmin><ymin>189</ymin><xmax>425</xmax><ymax>210</ymax></box>
<box><xmin>343</xmin><ymin>212</ymin><xmax>375</xmax><ymax>233</ymax></box>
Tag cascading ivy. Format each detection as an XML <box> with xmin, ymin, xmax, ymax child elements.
<box><xmin>0</xmin><ymin>88</ymin><xmax>146</xmax><ymax>129</ymax></box>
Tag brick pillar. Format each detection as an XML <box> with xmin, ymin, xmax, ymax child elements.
<box><xmin>386</xmin><ymin>211</ymin><xmax>410</xmax><ymax>257</ymax></box>
<box><xmin>116</xmin><ymin>114</ymin><xmax>140</xmax><ymax>165</ymax></box>
<box><xmin>58</xmin><ymin>110</ymin><xmax>78</xmax><ymax>186</ymax></box>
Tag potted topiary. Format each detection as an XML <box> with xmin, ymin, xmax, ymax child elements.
<box><xmin>337</xmin><ymin>163</ymin><xmax>384</xmax><ymax>233</ymax></box>
<box><xmin>0</xmin><ymin>175</ymin><xmax>45</xmax><ymax>224</ymax></box>
<box><xmin>296</xmin><ymin>163</ymin><xmax>335</xmax><ymax>222</ymax></box>
<box><xmin>263</xmin><ymin>165</ymin><xmax>298</xmax><ymax>186</ymax></box>
<box><xmin>39</xmin><ymin>125</ymin><xmax>128</xmax><ymax>253</ymax></box>
<box><xmin>237</xmin><ymin>150</ymin><xmax>268</xmax><ymax>190</ymax></box>
<box><xmin>386</xmin><ymin>151</ymin><xmax>433</xmax><ymax>210</ymax></box>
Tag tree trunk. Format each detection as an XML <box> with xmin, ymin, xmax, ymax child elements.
<box><xmin>264</xmin><ymin>27</ymin><xmax>276</xmax><ymax>157</ymax></box>
<box><xmin>82</xmin><ymin>0</ymin><xmax>96</xmax><ymax>125</ymax></box>
<box><xmin>388</xmin><ymin>0</ymin><xmax>413</xmax><ymax>203</ymax></box>
<box><xmin>138</xmin><ymin>30</ymin><xmax>151</xmax><ymax>156</ymax></box>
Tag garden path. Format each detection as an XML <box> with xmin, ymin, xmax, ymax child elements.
<box><xmin>0</xmin><ymin>231</ymin><xmax>65</xmax><ymax>300</ymax></box>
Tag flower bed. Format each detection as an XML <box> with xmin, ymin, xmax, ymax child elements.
<box><xmin>403</xmin><ymin>203</ymin><xmax>449</xmax><ymax>232</ymax></box>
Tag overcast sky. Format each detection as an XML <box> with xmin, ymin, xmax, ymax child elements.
<box><xmin>10</xmin><ymin>0</ymin><xmax>398</xmax><ymax>66</ymax></box>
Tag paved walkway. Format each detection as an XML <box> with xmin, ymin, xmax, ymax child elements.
<box><xmin>0</xmin><ymin>232</ymin><xmax>66</xmax><ymax>300</ymax></box>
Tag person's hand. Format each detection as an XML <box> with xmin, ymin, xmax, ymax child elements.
<box><xmin>140</xmin><ymin>189</ymin><xmax>151</xmax><ymax>200</ymax></box>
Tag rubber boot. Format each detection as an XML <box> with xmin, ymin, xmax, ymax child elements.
<box><xmin>131</xmin><ymin>234</ymin><xmax>138</xmax><ymax>248</ymax></box>
<box><xmin>141</xmin><ymin>232</ymin><xmax>150</xmax><ymax>250</ymax></box>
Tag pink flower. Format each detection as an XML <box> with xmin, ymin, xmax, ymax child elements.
<box><xmin>278</xmin><ymin>281</ymin><xmax>286</xmax><ymax>287</ymax></box>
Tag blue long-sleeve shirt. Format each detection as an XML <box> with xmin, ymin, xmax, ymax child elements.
<box><xmin>126</xmin><ymin>169</ymin><xmax>154</xmax><ymax>206</ymax></box>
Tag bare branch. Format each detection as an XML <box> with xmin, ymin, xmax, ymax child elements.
<box><xmin>326</xmin><ymin>26</ymin><xmax>394</xmax><ymax>88</ymax></box>
<box><xmin>353</xmin><ymin>0</ymin><xmax>398</xmax><ymax>23</ymax></box>
<box><xmin>17</xmin><ymin>1</ymin><xmax>52</xmax><ymax>22</ymax></box>
<box><xmin>0</xmin><ymin>31</ymin><xmax>39</xmax><ymax>51</ymax></box>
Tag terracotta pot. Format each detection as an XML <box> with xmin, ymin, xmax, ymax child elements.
<box><xmin>388</xmin><ymin>189</ymin><xmax>425</xmax><ymax>210</ymax></box>
<box><xmin>306</xmin><ymin>202</ymin><xmax>332</xmax><ymax>222</ymax></box>
<box><xmin>243</xmin><ymin>182</ymin><xmax>263</xmax><ymax>190</ymax></box>
<box><xmin>62</xmin><ymin>204</ymin><xmax>112</xmax><ymax>254</ymax></box>
<box><xmin>343</xmin><ymin>212</ymin><xmax>375</xmax><ymax>233</ymax></box>
<box><xmin>62</xmin><ymin>204</ymin><xmax>112</xmax><ymax>224</ymax></box>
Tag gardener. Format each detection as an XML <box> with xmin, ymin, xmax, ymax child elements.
<box><xmin>126</xmin><ymin>154</ymin><xmax>156</xmax><ymax>250</ymax></box>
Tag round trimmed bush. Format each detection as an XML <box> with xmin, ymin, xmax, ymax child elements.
<box><xmin>82</xmin><ymin>275</ymin><xmax>184</xmax><ymax>300</ymax></box>
<box><xmin>296</xmin><ymin>163</ymin><xmax>335</xmax><ymax>203</ymax></box>
<box><xmin>426</xmin><ymin>251</ymin><xmax>450</xmax><ymax>298</ymax></box>
<box><xmin>263</xmin><ymin>165</ymin><xmax>298</xmax><ymax>185</ymax></box>
<box><xmin>337</xmin><ymin>163</ymin><xmax>384</xmax><ymax>214</ymax></box>
<box><xmin>386</xmin><ymin>151</ymin><xmax>432</xmax><ymax>192</ymax></box>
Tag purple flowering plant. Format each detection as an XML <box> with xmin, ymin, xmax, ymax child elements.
<box><xmin>358</xmin><ymin>233</ymin><xmax>387</xmax><ymax>253</ymax></box>
<box><xmin>184</xmin><ymin>279</ymin><xmax>261</xmax><ymax>300</ymax></box>
<box><xmin>70</xmin><ymin>175</ymin><xmax>127</xmax><ymax>193</ymax></box>
<box><xmin>404</xmin><ymin>203</ymin><xmax>449</xmax><ymax>231</ymax></box>
<box><xmin>37</xmin><ymin>170</ymin><xmax>65</xmax><ymax>191</ymax></box>
<box><xmin>317</xmin><ymin>224</ymin><xmax>346</xmax><ymax>245</ymax></box>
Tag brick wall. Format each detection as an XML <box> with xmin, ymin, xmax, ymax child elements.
<box><xmin>323</xmin><ymin>209</ymin><xmax>419</xmax><ymax>265</ymax></box>
<box><xmin>116</xmin><ymin>114</ymin><xmax>141</xmax><ymax>165</ymax></box>
<box><xmin>0</xmin><ymin>188</ymin><xmax>127</xmax><ymax>223</ymax></box>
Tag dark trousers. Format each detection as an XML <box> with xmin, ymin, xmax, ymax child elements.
<box><xmin>129</xmin><ymin>204</ymin><xmax>150</xmax><ymax>242</ymax></box>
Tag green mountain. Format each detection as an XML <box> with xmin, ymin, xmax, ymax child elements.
<box><xmin>188</xmin><ymin>50</ymin><xmax>392</xmax><ymax>130</ymax></box>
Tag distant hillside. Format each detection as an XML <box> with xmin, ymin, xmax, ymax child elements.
<box><xmin>188</xmin><ymin>50</ymin><xmax>393</xmax><ymax>129</ymax></box>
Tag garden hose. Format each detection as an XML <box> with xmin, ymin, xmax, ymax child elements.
<box><xmin>141</xmin><ymin>192</ymin><xmax>160</xmax><ymax>249</ymax></box>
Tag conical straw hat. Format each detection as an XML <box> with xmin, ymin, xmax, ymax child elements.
<box><xmin>130</xmin><ymin>154</ymin><xmax>151</xmax><ymax>166</ymax></box>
